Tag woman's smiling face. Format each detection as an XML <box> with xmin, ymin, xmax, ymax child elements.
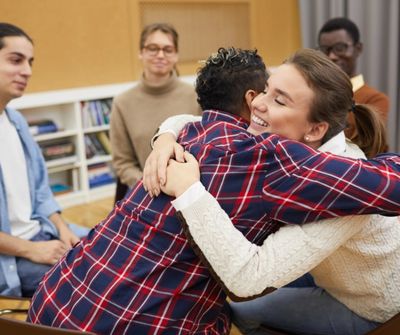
<box><xmin>248</xmin><ymin>63</ymin><xmax>315</xmax><ymax>142</ymax></box>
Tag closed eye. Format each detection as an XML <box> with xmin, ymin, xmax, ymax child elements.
<box><xmin>10</xmin><ymin>56</ymin><xmax>23</xmax><ymax>64</ymax></box>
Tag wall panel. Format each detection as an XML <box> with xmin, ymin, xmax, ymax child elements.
<box><xmin>0</xmin><ymin>0</ymin><xmax>301</xmax><ymax>92</ymax></box>
<box><xmin>0</xmin><ymin>0</ymin><xmax>134</xmax><ymax>92</ymax></box>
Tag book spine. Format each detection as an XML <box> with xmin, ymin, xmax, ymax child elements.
<box><xmin>29</xmin><ymin>123</ymin><xmax>58</xmax><ymax>135</ymax></box>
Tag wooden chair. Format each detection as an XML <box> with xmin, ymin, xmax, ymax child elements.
<box><xmin>258</xmin><ymin>312</ymin><xmax>400</xmax><ymax>335</ymax></box>
<box><xmin>0</xmin><ymin>317</ymin><xmax>96</xmax><ymax>335</ymax></box>
<box><xmin>367</xmin><ymin>312</ymin><xmax>400</xmax><ymax>334</ymax></box>
<box><xmin>259</xmin><ymin>313</ymin><xmax>400</xmax><ymax>335</ymax></box>
<box><xmin>0</xmin><ymin>294</ymin><xmax>96</xmax><ymax>334</ymax></box>
<box><xmin>0</xmin><ymin>295</ymin><xmax>30</xmax><ymax>317</ymax></box>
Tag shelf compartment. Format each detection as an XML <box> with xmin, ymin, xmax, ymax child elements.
<box><xmin>46</xmin><ymin>156</ymin><xmax>80</xmax><ymax>170</ymax></box>
<box><xmin>34</xmin><ymin>129</ymin><xmax>78</xmax><ymax>142</ymax></box>
<box><xmin>83</xmin><ymin>124</ymin><xmax>110</xmax><ymax>134</ymax></box>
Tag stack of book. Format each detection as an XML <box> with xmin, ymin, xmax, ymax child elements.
<box><xmin>39</xmin><ymin>139</ymin><xmax>75</xmax><ymax>161</ymax></box>
<box><xmin>88</xmin><ymin>163</ymin><xmax>115</xmax><ymax>188</ymax></box>
<box><xmin>81</xmin><ymin>99</ymin><xmax>112</xmax><ymax>128</ymax></box>
<box><xmin>50</xmin><ymin>183</ymin><xmax>72</xmax><ymax>195</ymax></box>
<box><xmin>28</xmin><ymin>119</ymin><xmax>58</xmax><ymax>135</ymax></box>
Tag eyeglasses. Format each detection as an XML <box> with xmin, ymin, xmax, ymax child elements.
<box><xmin>143</xmin><ymin>44</ymin><xmax>176</xmax><ymax>57</ymax></box>
<box><xmin>317</xmin><ymin>42</ymin><xmax>353</xmax><ymax>56</ymax></box>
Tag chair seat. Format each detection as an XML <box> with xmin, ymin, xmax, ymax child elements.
<box><xmin>366</xmin><ymin>312</ymin><xmax>400</xmax><ymax>334</ymax></box>
<box><xmin>0</xmin><ymin>294</ymin><xmax>30</xmax><ymax>319</ymax></box>
<box><xmin>0</xmin><ymin>317</ymin><xmax>96</xmax><ymax>335</ymax></box>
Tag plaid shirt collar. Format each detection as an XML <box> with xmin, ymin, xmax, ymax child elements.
<box><xmin>201</xmin><ymin>109</ymin><xmax>249</xmax><ymax>129</ymax></box>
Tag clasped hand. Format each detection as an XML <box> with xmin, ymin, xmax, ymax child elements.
<box><xmin>143</xmin><ymin>133</ymin><xmax>200</xmax><ymax>198</ymax></box>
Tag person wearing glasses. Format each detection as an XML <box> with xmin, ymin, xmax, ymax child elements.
<box><xmin>318</xmin><ymin>17</ymin><xmax>389</xmax><ymax>149</ymax></box>
<box><xmin>110</xmin><ymin>23</ymin><xmax>200</xmax><ymax>202</ymax></box>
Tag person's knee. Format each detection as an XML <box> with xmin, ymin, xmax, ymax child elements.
<box><xmin>230</xmin><ymin>301</ymin><xmax>263</xmax><ymax>334</ymax></box>
<box><xmin>17</xmin><ymin>258</ymin><xmax>51</xmax><ymax>297</ymax></box>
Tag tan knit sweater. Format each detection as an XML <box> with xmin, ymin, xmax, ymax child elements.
<box><xmin>175</xmin><ymin>133</ymin><xmax>400</xmax><ymax>323</ymax></box>
<box><xmin>110</xmin><ymin>73</ymin><xmax>200</xmax><ymax>187</ymax></box>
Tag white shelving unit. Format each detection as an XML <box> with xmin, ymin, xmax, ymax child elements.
<box><xmin>8</xmin><ymin>76</ymin><xmax>196</xmax><ymax>209</ymax></box>
<box><xmin>8</xmin><ymin>82</ymin><xmax>136</xmax><ymax>208</ymax></box>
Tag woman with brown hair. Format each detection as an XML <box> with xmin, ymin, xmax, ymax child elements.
<box><xmin>144</xmin><ymin>49</ymin><xmax>399</xmax><ymax>335</ymax></box>
<box><xmin>110</xmin><ymin>22</ymin><xmax>200</xmax><ymax>202</ymax></box>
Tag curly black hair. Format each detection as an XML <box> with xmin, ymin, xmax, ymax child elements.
<box><xmin>195</xmin><ymin>47</ymin><xmax>268</xmax><ymax>116</ymax></box>
<box><xmin>318</xmin><ymin>17</ymin><xmax>360</xmax><ymax>44</ymax></box>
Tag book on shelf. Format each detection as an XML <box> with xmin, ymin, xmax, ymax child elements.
<box><xmin>28</xmin><ymin>119</ymin><xmax>58</xmax><ymax>135</ymax></box>
<box><xmin>84</xmin><ymin>132</ymin><xmax>111</xmax><ymax>158</ymax></box>
<box><xmin>50</xmin><ymin>183</ymin><xmax>72</xmax><ymax>195</ymax></box>
<box><xmin>39</xmin><ymin>139</ymin><xmax>75</xmax><ymax>161</ymax></box>
<box><xmin>95</xmin><ymin>132</ymin><xmax>112</xmax><ymax>154</ymax></box>
<box><xmin>88</xmin><ymin>162</ymin><xmax>115</xmax><ymax>188</ymax></box>
<box><xmin>81</xmin><ymin>98</ymin><xmax>112</xmax><ymax>128</ymax></box>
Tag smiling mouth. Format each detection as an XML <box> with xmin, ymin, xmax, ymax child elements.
<box><xmin>14</xmin><ymin>81</ymin><xmax>27</xmax><ymax>88</ymax></box>
<box><xmin>251</xmin><ymin>114</ymin><xmax>269</xmax><ymax>127</ymax></box>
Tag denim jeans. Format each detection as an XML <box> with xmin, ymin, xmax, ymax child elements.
<box><xmin>230</xmin><ymin>275</ymin><xmax>381</xmax><ymax>335</ymax></box>
<box><xmin>16</xmin><ymin>230</ymin><xmax>54</xmax><ymax>297</ymax></box>
<box><xmin>16</xmin><ymin>224</ymin><xmax>89</xmax><ymax>297</ymax></box>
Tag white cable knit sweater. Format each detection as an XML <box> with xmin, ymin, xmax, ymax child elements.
<box><xmin>173</xmin><ymin>133</ymin><xmax>400</xmax><ymax>323</ymax></box>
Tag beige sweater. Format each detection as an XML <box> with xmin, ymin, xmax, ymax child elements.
<box><xmin>174</xmin><ymin>133</ymin><xmax>400</xmax><ymax>323</ymax></box>
<box><xmin>110</xmin><ymin>73</ymin><xmax>200</xmax><ymax>187</ymax></box>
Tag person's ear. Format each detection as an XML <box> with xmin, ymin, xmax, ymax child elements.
<box><xmin>239</xmin><ymin>90</ymin><xmax>258</xmax><ymax>121</ymax></box>
<box><xmin>304</xmin><ymin>121</ymin><xmax>329</xmax><ymax>144</ymax></box>
<box><xmin>354</xmin><ymin>42</ymin><xmax>363</xmax><ymax>57</ymax></box>
<box><xmin>244</xmin><ymin>90</ymin><xmax>257</xmax><ymax>108</ymax></box>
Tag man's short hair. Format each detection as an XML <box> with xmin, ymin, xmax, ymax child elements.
<box><xmin>0</xmin><ymin>22</ymin><xmax>33</xmax><ymax>49</ymax></box>
<box><xmin>318</xmin><ymin>17</ymin><xmax>360</xmax><ymax>44</ymax></box>
<box><xmin>195</xmin><ymin>47</ymin><xmax>268</xmax><ymax>116</ymax></box>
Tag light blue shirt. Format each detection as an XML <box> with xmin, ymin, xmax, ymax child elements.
<box><xmin>0</xmin><ymin>107</ymin><xmax>60</xmax><ymax>296</ymax></box>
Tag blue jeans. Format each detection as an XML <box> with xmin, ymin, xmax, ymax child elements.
<box><xmin>16</xmin><ymin>230</ymin><xmax>54</xmax><ymax>297</ymax></box>
<box><xmin>230</xmin><ymin>275</ymin><xmax>381</xmax><ymax>335</ymax></box>
<box><xmin>16</xmin><ymin>224</ymin><xmax>90</xmax><ymax>297</ymax></box>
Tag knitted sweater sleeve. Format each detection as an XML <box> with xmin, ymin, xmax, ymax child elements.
<box><xmin>151</xmin><ymin>114</ymin><xmax>202</xmax><ymax>147</ymax></box>
<box><xmin>179</xmin><ymin>190</ymin><xmax>368</xmax><ymax>300</ymax></box>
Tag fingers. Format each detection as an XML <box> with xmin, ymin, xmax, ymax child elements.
<box><xmin>66</xmin><ymin>236</ymin><xmax>80</xmax><ymax>248</ymax></box>
<box><xmin>42</xmin><ymin>241</ymin><xmax>68</xmax><ymax>265</ymax></box>
<box><xmin>183</xmin><ymin>151</ymin><xmax>196</xmax><ymax>164</ymax></box>
<box><xmin>174</xmin><ymin>144</ymin><xmax>185</xmax><ymax>163</ymax></box>
<box><xmin>157</xmin><ymin>150</ymin><xmax>172</xmax><ymax>186</ymax></box>
<box><xmin>143</xmin><ymin>155</ymin><xmax>159</xmax><ymax>195</ymax></box>
<box><xmin>56</xmin><ymin>240</ymin><xmax>68</xmax><ymax>254</ymax></box>
<box><xmin>53</xmin><ymin>242</ymin><xmax>68</xmax><ymax>263</ymax></box>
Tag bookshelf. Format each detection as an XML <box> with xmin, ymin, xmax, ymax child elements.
<box><xmin>8</xmin><ymin>82</ymin><xmax>133</xmax><ymax>208</ymax></box>
<box><xmin>8</xmin><ymin>77</ymin><xmax>196</xmax><ymax>208</ymax></box>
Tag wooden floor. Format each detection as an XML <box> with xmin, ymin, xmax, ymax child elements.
<box><xmin>0</xmin><ymin>196</ymin><xmax>242</xmax><ymax>334</ymax></box>
<box><xmin>63</xmin><ymin>196</ymin><xmax>115</xmax><ymax>229</ymax></box>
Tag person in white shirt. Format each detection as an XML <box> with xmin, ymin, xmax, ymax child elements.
<box><xmin>0</xmin><ymin>22</ymin><xmax>89</xmax><ymax>297</ymax></box>
<box><xmin>143</xmin><ymin>49</ymin><xmax>399</xmax><ymax>335</ymax></box>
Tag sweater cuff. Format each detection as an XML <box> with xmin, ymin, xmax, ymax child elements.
<box><xmin>171</xmin><ymin>181</ymin><xmax>206</xmax><ymax>211</ymax></box>
<box><xmin>150</xmin><ymin>129</ymin><xmax>177</xmax><ymax>148</ymax></box>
